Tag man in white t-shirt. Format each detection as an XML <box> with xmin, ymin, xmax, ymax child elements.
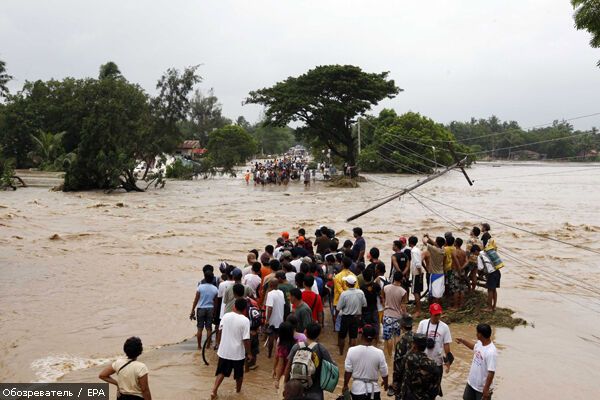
<box><xmin>342</xmin><ymin>324</ymin><xmax>389</xmax><ymax>399</ymax></box>
<box><xmin>242</xmin><ymin>262</ymin><xmax>262</xmax><ymax>297</ymax></box>
<box><xmin>416</xmin><ymin>303</ymin><xmax>453</xmax><ymax>398</ymax></box>
<box><xmin>215</xmin><ymin>270</ymin><xmax>235</xmax><ymax>348</ymax></box>
<box><xmin>211</xmin><ymin>298</ymin><xmax>252</xmax><ymax>400</ymax></box>
<box><xmin>457</xmin><ymin>323</ymin><xmax>497</xmax><ymax>400</ymax></box>
<box><xmin>264</xmin><ymin>278</ymin><xmax>285</xmax><ymax>358</ymax></box>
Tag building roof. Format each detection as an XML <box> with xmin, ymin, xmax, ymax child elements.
<box><xmin>179</xmin><ymin>140</ymin><xmax>201</xmax><ymax>149</ymax></box>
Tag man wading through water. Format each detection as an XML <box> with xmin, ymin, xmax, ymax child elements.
<box><xmin>211</xmin><ymin>298</ymin><xmax>253</xmax><ymax>400</ymax></box>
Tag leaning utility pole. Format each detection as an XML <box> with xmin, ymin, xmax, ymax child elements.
<box><xmin>346</xmin><ymin>156</ymin><xmax>472</xmax><ymax>222</ymax></box>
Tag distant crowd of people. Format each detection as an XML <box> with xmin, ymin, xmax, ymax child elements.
<box><xmin>246</xmin><ymin>157</ymin><xmax>313</xmax><ymax>186</ymax></box>
<box><xmin>99</xmin><ymin>224</ymin><xmax>503</xmax><ymax>400</ymax></box>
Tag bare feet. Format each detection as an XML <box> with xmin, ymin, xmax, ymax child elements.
<box><xmin>482</xmin><ymin>307</ymin><xmax>493</xmax><ymax>312</ymax></box>
<box><xmin>210</xmin><ymin>392</ymin><xmax>218</xmax><ymax>400</ymax></box>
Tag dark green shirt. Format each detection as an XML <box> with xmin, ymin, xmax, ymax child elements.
<box><xmin>295</xmin><ymin>302</ymin><xmax>313</xmax><ymax>333</ymax></box>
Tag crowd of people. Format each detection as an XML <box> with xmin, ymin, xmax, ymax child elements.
<box><xmin>246</xmin><ymin>157</ymin><xmax>313</xmax><ymax>186</ymax></box>
<box><xmin>99</xmin><ymin>224</ymin><xmax>503</xmax><ymax>400</ymax></box>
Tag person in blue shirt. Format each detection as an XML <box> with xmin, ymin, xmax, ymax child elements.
<box><xmin>190</xmin><ymin>270</ymin><xmax>219</xmax><ymax>349</ymax></box>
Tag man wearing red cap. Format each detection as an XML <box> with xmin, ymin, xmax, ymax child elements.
<box><xmin>416</xmin><ymin>303</ymin><xmax>453</xmax><ymax>398</ymax></box>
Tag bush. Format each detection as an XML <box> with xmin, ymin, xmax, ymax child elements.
<box><xmin>166</xmin><ymin>159</ymin><xmax>195</xmax><ymax>179</ymax></box>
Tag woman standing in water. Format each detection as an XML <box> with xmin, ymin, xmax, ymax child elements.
<box><xmin>99</xmin><ymin>336</ymin><xmax>152</xmax><ymax>400</ymax></box>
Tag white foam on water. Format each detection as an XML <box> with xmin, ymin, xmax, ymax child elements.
<box><xmin>31</xmin><ymin>354</ymin><xmax>114</xmax><ymax>383</ymax></box>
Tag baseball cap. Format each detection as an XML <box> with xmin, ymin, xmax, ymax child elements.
<box><xmin>281</xmin><ymin>250</ymin><xmax>292</xmax><ymax>259</ymax></box>
<box><xmin>362</xmin><ymin>324</ymin><xmax>377</xmax><ymax>340</ymax></box>
<box><xmin>399</xmin><ymin>236</ymin><xmax>407</xmax><ymax>245</ymax></box>
<box><xmin>429</xmin><ymin>303</ymin><xmax>443</xmax><ymax>315</ymax></box>
<box><xmin>281</xmin><ymin>231</ymin><xmax>290</xmax><ymax>239</ymax></box>
<box><xmin>297</xmin><ymin>236</ymin><xmax>305</xmax><ymax>244</ymax></box>
<box><xmin>343</xmin><ymin>275</ymin><xmax>357</xmax><ymax>285</ymax></box>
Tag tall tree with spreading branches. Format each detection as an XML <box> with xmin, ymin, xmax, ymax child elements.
<box><xmin>246</xmin><ymin>65</ymin><xmax>401</xmax><ymax>174</ymax></box>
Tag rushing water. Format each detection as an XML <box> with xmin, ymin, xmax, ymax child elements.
<box><xmin>1</xmin><ymin>162</ymin><xmax>600</xmax><ymax>399</ymax></box>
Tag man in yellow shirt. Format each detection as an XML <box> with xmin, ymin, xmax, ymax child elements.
<box><xmin>333</xmin><ymin>256</ymin><xmax>356</xmax><ymax>331</ymax></box>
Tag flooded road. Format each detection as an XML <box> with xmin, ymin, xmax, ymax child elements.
<box><xmin>1</xmin><ymin>162</ymin><xmax>600</xmax><ymax>399</ymax></box>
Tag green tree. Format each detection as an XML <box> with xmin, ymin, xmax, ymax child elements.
<box><xmin>136</xmin><ymin>66</ymin><xmax>201</xmax><ymax>180</ymax></box>
<box><xmin>98</xmin><ymin>61</ymin><xmax>122</xmax><ymax>79</ymax></box>
<box><xmin>251</xmin><ymin>124</ymin><xmax>296</xmax><ymax>155</ymax></box>
<box><xmin>246</xmin><ymin>65</ymin><xmax>401</xmax><ymax>173</ymax></box>
<box><xmin>0</xmin><ymin>59</ymin><xmax>12</xmax><ymax>99</ymax></box>
<box><xmin>63</xmin><ymin>77</ymin><xmax>151</xmax><ymax>191</ymax></box>
<box><xmin>185</xmin><ymin>88</ymin><xmax>231</xmax><ymax>146</ymax></box>
<box><xmin>206</xmin><ymin>125</ymin><xmax>257</xmax><ymax>175</ymax></box>
<box><xmin>359</xmin><ymin>110</ymin><xmax>465</xmax><ymax>174</ymax></box>
<box><xmin>572</xmin><ymin>0</ymin><xmax>600</xmax><ymax>66</ymax></box>
<box><xmin>28</xmin><ymin>130</ymin><xmax>74</xmax><ymax>171</ymax></box>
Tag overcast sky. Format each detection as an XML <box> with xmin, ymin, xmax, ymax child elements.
<box><xmin>2</xmin><ymin>0</ymin><xmax>600</xmax><ymax>130</ymax></box>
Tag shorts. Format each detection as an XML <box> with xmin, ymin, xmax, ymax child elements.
<box><xmin>463</xmin><ymin>383</ymin><xmax>489</xmax><ymax>400</ymax></box>
<box><xmin>351</xmin><ymin>393</ymin><xmax>381</xmax><ymax>400</ymax></box>
<box><xmin>465</xmin><ymin>261</ymin><xmax>478</xmax><ymax>275</ymax></box>
<box><xmin>196</xmin><ymin>307</ymin><xmax>214</xmax><ymax>329</ymax></box>
<box><xmin>411</xmin><ymin>275</ymin><xmax>423</xmax><ymax>295</ymax></box>
<box><xmin>361</xmin><ymin>310</ymin><xmax>379</xmax><ymax>333</ymax></box>
<box><xmin>448</xmin><ymin>271</ymin><xmax>467</xmax><ymax>294</ymax></box>
<box><xmin>215</xmin><ymin>357</ymin><xmax>245</xmax><ymax>380</ymax></box>
<box><xmin>487</xmin><ymin>270</ymin><xmax>501</xmax><ymax>289</ymax></box>
<box><xmin>445</xmin><ymin>271</ymin><xmax>454</xmax><ymax>295</ymax></box>
<box><xmin>382</xmin><ymin>315</ymin><xmax>401</xmax><ymax>340</ymax></box>
<box><xmin>401</xmin><ymin>276</ymin><xmax>411</xmax><ymax>292</ymax></box>
<box><xmin>339</xmin><ymin>315</ymin><xmax>360</xmax><ymax>339</ymax></box>
<box><xmin>276</xmin><ymin>344</ymin><xmax>290</xmax><ymax>359</ymax></box>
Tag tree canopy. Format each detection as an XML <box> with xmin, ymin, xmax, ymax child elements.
<box><xmin>0</xmin><ymin>59</ymin><xmax>12</xmax><ymax>99</ymax></box>
<box><xmin>206</xmin><ymin>125</ymin><xmax>257</xmax><ymax>175</ymax></box>
<box><xmin>246</xmin><ymin>65</ymin><xmax>401</xmax><ymax>171</ymax></box>
<box><xmin>572</xmin><ymin>0</ymin><xmax>600</xmax><ymax>66</ymax></box>
<box><xmin>358</xmin><ymin>110</ymin><xmax>468</xmax><ymax>174</ymax></box>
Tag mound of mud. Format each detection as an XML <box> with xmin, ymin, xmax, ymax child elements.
<box><xmin>409</xmin><ymin>290</ymin><xmax>527</xmax><ymax>329</ymax></box>
<box><xmin>327</xmin><ymin>175</ymin><xmax>366</xmax><ymax>188</ymax></box>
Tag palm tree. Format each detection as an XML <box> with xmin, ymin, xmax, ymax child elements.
<box><xmin>29</xmin><ymin>131</ymin><xmax>71</xmax><ymax>170</ymax></box>
<box><xmin>0</xmin><ymin>59</ymin><xmax>13</xmax><ymax>98</ymax></box>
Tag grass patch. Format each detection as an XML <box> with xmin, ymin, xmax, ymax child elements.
<box><xmin>409</xmin><ymin>290</ymin><xmax>527</xmax><ymax>329</ymax></box>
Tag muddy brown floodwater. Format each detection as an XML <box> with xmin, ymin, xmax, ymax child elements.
<box><xmin>1</xmin><ymin>163</ymin><xmax>600</xmax><ymax>399</ymax></box>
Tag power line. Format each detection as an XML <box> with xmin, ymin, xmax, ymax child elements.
<box><xmin>464</xmin><ymin>131</ymin><xmax>593</xmax><ymax>156</ymax></box>
<box><xmin>409</xmin><ymin>194</ymin><xmax>600</xmax><ymax>299</ymax></box>
<box><xmin>412</xmin><ymin>192</ymin><xmax>600</xmax><ymax>256</ymax></box>
<box><xmin>472</xmin><ymin>166</ymin><xmax>600</xmax><ymax>182</ymax></box>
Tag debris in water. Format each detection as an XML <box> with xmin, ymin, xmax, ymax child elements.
<box><xmin>49</xmin><ymin>234</ymin><xmax>62</xmax><ymax>240</ymax></box>
<box><xmin>115</xmin><ymin>202</ymin><xmax>125</xmax><ymax>207</ymax></box>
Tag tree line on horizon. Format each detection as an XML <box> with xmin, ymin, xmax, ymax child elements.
<box><xmin>1</xmin><ymin>59</ymin><xmax>599</xmax><ymax>191</ymax></box>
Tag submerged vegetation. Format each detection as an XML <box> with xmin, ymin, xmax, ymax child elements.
<box><xmin>410</xmin><ymin>290</ymin><xmax>527</xmax><ymax>329</ymax></box>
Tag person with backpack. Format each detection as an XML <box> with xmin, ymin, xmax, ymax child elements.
<box><xmin>284</xmin><ymin>323</ymin><xmax>337</xmax><ymax>400</ymax></box>
<box><xmin>99</xmin><ymin>336</ymin><xmax>152</xmax><ymax>400</ymax></box>
<box><xmin>472</xmin><ymin>244</ymin><xmax>501</xmax><ymax>312</ymax></box>
<box><xmin>342</xmin><ymin>324</ymin><xmax>389</xmax><ymax>400</ymax></box>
